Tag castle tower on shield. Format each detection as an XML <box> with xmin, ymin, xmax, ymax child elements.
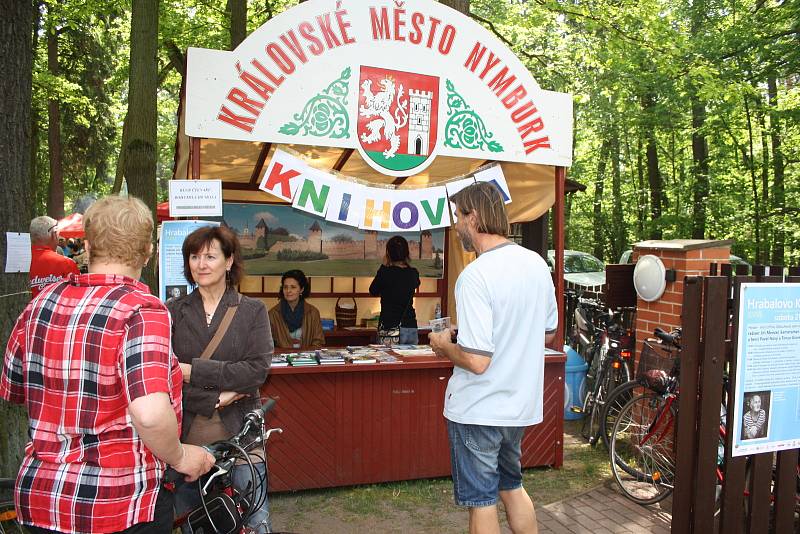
<box><xmin>407</xmin><ymin>89</ymin><xmax>433</xmax><ymax>156</ymax></box>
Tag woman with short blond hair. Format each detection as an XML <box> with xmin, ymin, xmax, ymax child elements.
<box><xmin>2</xmin><ymin>195</ymin><xmax>214</xmax><ymax>534</ymax></box>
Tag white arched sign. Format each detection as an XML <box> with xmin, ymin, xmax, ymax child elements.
<box><xmin>185</xmin><ymin>0</ymin><xmax>573</xmax><ymax>177</ymax></box>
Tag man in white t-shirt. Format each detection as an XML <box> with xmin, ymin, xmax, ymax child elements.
<box><xmin>429</xmin><ymin>182</ymin><xmax>558</xmax><ymax>534</ymax></box>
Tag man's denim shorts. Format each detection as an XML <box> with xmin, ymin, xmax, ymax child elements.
<box><xmin>446</xmin><ymin>419</ymin><xmax>525</xmax><ymax>507</ymax></box>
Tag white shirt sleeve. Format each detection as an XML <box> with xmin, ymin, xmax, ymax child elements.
<box><xmin>455</xmin><ymin>267</ymin><xmax>494</xmax><ymax>356</ymax></box>
<box><xmin>544</xmin><ymin>274</ymin><xmax>558</xmax><ymax>334</ymax></box>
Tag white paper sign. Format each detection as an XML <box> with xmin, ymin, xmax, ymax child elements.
<box><xmin>259</xmin><ymin>149</ymin><xmax>307</xmax><ymax>202</ymax></box>
<box><xmin>325</xmin><ymin>181</ymin><xmax>365</xmax><ymax>228</ymax></box>
<box><xmin>474</xmin><ymin>164</ymin><xmax>512</xmax><ymax>204</ymax></box>
<box><xmin>5</xmin><ymin>232</ymin><xmax>31</xmax><ymax>273</ymax></box>
<box><xmin>168</xmin><ymin>180</ymin><xmax>223</xmax><ymax>217</ymax></box>
<box><xmin>360</xmin><ymin>188</ymin><xmax>395</xmax><ymax>231</ymax></box>
<box><xmin>292</xmin><ymin>166</ymin><xmax>336</xmax><ymax>218</ymax></box>
<box><xmin>445</xmin><ymin>176</ymin><xmax>476</xmax><ymax>221</ymax></box>
<box><xmin>416</xmin><ymin>186</ymin><xmax>451</xmax><ymax>230</ymax></box>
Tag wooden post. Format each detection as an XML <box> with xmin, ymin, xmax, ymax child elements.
<box><xmin>553</xmin><ymin>166</ymin><xmax>565</xmax><ymax>348</ymax></box>
<box><xmin>191</xmin><ymin>137</ymin><xmax>200</xmax><ymax>179</ymax></box>
<box><xmin>672</xmin><ymin>276</ymin><xmax>703</xmax><ymax>532</ymax></box>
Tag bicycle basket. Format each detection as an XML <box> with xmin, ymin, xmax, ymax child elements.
<box><xmin>636</xmin><ymin>341</ymin><xmax>674</xmax><ymax>393</ymax></box>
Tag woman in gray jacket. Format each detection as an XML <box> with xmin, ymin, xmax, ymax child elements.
<box><xmin>168</xmin><ymin>225</ymin><xmax>274</xmax><ymax>533</ymax></box>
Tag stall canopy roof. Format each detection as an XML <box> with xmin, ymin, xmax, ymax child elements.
<box><xmin>173</xmin><ymin>136</ymin><xmax>582</xmax><ymax>223</ymax></box>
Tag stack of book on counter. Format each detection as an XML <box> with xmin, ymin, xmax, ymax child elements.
<box><xmin>287</xmin><ymin>352</ymin><xmax>319</xmax><ymax>367</ymax></box>
<box><xmin>317</xmin><ymin>349</ymin><xmax>347</xmax><ymax>365</ymax></box>
<box><xmin>391</xmin><ymin>345</ymin><xmax>434</xmax><ymax>357</ymax></box>
<box><xmin>344</xmin><ymin>346</ymin><xmax>394</xmax><ymax>364</ymax></box>
<box><xmin>271</xmin><ymin>354</ymin><xmax>290</xmax><ymax>368</ymax></box>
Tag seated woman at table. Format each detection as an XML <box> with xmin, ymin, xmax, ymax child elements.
<box><xmin>269</xmin><ymin>269</ymin><xmax>325</xmax><ymax>348</ymax></box>
<box><xmin>369</xmin><ymin>235</ymin><xmax>420</xmax><ymax>345</ymax></box>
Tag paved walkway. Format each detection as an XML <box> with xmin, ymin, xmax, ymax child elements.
<box><xmin>537</xmin><ymin>480</ymin><xmax>672</xmax><ymax>534</ymax></box>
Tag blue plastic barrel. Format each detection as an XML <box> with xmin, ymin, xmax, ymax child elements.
<box><xmin>564</xmin><ymin>345</ymin><xmax>588</xmax><ymax>420</ymax></box>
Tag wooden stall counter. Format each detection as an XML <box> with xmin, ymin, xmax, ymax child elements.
<box><xmin>260</xmin><ymin>349</ymin><xmax>565</xmax><ymax>492</ymax></box>
<box><xmin>321</xmin><ymin>327</ymin><xmax>432</xmax><ymax>347</ymax></box>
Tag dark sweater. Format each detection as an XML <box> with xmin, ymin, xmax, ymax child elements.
<box><xmin>369</xmin><ymin>264</ymin><xmax>420</xmax><ymax>328</ymax></box>
<box><xmin>167</xmin><ymin>287</ymin><xmax>273</xmax><ymax>440</ymax></box>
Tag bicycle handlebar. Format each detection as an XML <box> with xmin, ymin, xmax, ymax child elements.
<box><xmin>163</xmin><ymin>398</ymin><xmax>278</xmax><ymax>485</ymax></box>
<box><xmin>654</xmin><ymin>327</ymin><xmax>681</xmax><ymax>348</ymax></box>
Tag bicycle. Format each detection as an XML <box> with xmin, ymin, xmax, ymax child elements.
<box><xmin>608</xmin><ymin>328</ymin><xmax>684</xmax><ymax>504</ymax></box>
<box><xmin>0</xmin><ymin>478</ymin><xmax>23</xmax><ymax>534</ymax></box>
<box><xmin>170</xmin><ymin>398</ymin><xmax>282</xmax><ymax>534</ymax></box>
<box><xmin>596</xmin><ymin>327</ymin><xmax>681</xmax><ymax>450</ymax></box>
<box><xmin>569</xmin><ymin>297</ymin><xmax>634</xmax><ymax>445</ymax></box>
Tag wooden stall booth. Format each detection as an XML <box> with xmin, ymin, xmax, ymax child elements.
<box><xmin>172</xmin><ymin>0</ymin><xmax>573</xmax><ymax>491</ymax></box>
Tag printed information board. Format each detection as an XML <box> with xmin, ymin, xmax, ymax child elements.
<box><xmin>159</xmin><ymin>220</ymin><xmax>219</xmax><ymax>302</ymax></box>
<box><xmin>732</xmin><ymin>283</ymin><xmax>800</xmax><ymax>456</ymax></box>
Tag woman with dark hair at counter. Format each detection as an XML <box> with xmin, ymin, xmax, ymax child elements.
<box><xmin>168</xmin><ymin>225</ymin><xmax>274</xmax><ymax>533</ymax></box>
<box><xmin>269</xmin><ymin>269</ymin><xmax>325</xmax><ymax>348</ymax></box>
<box><xmin>369</xmin><ymin>235</ymin><xmax>421</xmax><ymax>344</ymax></box>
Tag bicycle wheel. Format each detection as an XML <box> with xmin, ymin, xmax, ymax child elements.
<box><xmin>579</xmin><ymin>389</ymin><xmax>597</xmax><ymax>441</ymax></box>
<box><xmin>600</xmin><ymin>380</ymin><xmax>646</xmax><ymax>449</ymax></box>
<box><xmin>0</xmin><ymin>501</ymin><xmax>24</xmax><ymax>534</ymax></box>
<box><xmin>610</xmin><ymin>392</ymin><xmax>676</xmax><ymax>505</ymax></box>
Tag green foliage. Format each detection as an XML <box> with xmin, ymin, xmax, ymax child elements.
<box><xmin>26</xmin><ymin>0</ymin><xmax>800</xmax><ymax>267</ymax></box>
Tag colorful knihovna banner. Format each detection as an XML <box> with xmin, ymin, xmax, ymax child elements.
<box><xmin>260</xmin><ymin>149</ymin><xmax>502</xmax><ymax>230</ymax></box>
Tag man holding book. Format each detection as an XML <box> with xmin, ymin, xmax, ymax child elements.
<box><xmin>429</xmin><ymin>182</ymin><xmax>557</xmax><ymax>534</ymax></box>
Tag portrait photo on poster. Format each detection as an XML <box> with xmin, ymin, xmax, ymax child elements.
<box><xmin>741</xmin><ymin>390</ymin><xmax>771</xmax><ymax>441</ymax></box>
<box><xmin>166</xmin><ymin>284</ymin><xmax>187</xmax><ymax>303</ymax></box>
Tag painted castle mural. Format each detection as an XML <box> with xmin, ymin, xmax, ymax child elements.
<box><xmin>214</xmin><ymin>203</ymin><xmax>445</xmax><ymax>278</ymax></box>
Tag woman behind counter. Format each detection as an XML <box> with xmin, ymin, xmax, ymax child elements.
<box><xmin>369</xmin><ymin>235</ymin><xmax>421</xmax><ymax>344</ymax></box>
<box><xmin>269</xmin><ymin>269</ymin><xmax>325</xmax><ymax>348</ymax></box>
<box><xmin>168</xmin><ymin>225</ymin><xmax>274</xmax><ymax>533</ymax></box>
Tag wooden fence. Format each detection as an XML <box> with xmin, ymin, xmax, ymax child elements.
<box><xmin>672</xmin><ymin>265</ymin><xmax>800</xmax><ymax>533</ymax></box>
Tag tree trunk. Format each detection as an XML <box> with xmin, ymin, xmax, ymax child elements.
<box><xmin>688</xmin><ymin>0</ymin><xmax>709</xmax><ymax>240</ymax></box>
<box><xmin>593</xmin><ymin>139</ymin><xmax>609</xmax><ymax>260</ymax></box>
<box><xmin>227</xmin><ymin>0</ymin><xmax>247</xmax><ymax>49</ymax></box>
<box><xmin>123</xmin><ymin>0</ymin><xmax>159</xmax><ymax>290</ymax></box>
<box><xmin>0</xmin><ymin>0</ymin><xmax>35</xmax><ymax>479</ymax></box>
<box><xmin>768</xmin><ymin>77</ymin><xmax>784</xmax><ymax>265</ymax></box>
<box><xmin>441</xmin><ymin>0</ymin><xmax>470</xmax><ymax>14</ymax></box>
<box><xmin>690</xmin><ymin>96</ymin><xmax>709</xmax><ymax>239</ymax></box>
<box><xmin>636</xmin><ymin>135</ymin><xmax>645</xmax><ymax>239</ymax></box>
<box><xmin>111</xmin><ymin>111</ymin><xmax>129</xmax><ymax>194</ymax></box>
<box><xmin>46</xmin><ymin>18</ymin><xmax>64</xmax><ymax>219</ymax></box>
<box><xmin>642</xmin><ymin>93</ymin><xmax>662</xmax><ymax>240</ymax></box>
<box><xmin>743</xmin><ymin>93</ymin><xmax>761</xmax><ymax>263</ymax></box>
<box><xmin>610</xmin><ymin>131</ymin><xmax>625</xmax><ymax>261</ymax></box>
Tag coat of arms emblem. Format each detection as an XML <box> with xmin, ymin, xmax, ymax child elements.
<box><xmin>356</xmin><ymin>66</ymin><xmax>440</xmax><ymax>176</ymax></box>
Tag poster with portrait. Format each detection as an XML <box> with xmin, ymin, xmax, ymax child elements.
<box><xmin>731</xmin><ymin>283</ymin><xmax>800</xmax><ymax>456</ymax></box>
<box><xmin>209</xmin><ymin>203</ymin><xmax>445</xmax><ymax>278</ymax></box>
<box><xmin>159</xmin><ymin>220</ymin><xmax>220</xmax><ymax>302</ymax></box>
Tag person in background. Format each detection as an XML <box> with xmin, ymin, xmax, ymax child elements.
<box><xmin>2</xmin><ymin>195</ymin><xmax>214</xmax><ymax>534</ymax></box>
<box><xmin>168</xmin><ymin>225</ymin><xmax>274</xmax><ymax>533</ymax></box>
<box><xmin>429</xmin><ymin>182</ymin><xmax>558</xmax><ymax>534</ymax></box>
<box><xmin>369</xmin><ymin>235</ymin><xmax>421</xmax><ymax>344</ymax></box>
<box><xmin>269</xmin><ymin>269</ymin><xmax>325</xmax><ymax>348</ymax></box>
<box><xmin>28</xmin><ymin>215</ymin><xmax>79</xmax><ymax>298</ymax></box>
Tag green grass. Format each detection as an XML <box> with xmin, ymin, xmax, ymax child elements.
<box><xmin>269</xmin><ymin>419</ymin><xmax>613</xmax><ymax>530</ymax></box>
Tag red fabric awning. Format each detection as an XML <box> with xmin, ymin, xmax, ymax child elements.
<box><xmin>157</xmin><ymin>201</ymin><xmax>173</xmax><ymax>222</ymax></box>
<box><xmin>56</xmin><ymin>213</ymin><xmax>84</xmax><ymax>238</ymax></box>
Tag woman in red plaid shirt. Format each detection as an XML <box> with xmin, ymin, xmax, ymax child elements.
<box><xmin>1</xmin><ymin>195</ymin><xmax>215</xmax><ymax>534</ymax></box>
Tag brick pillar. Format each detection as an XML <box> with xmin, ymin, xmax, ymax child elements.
<box><xmin>633</xmin><ymin>239</ymin><xmax>732</xmax><ymax>356</ymax></box>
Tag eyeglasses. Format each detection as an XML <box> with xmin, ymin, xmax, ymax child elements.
<box><xmin>47</xmin><ymin>223</ymin><xmax>59</xmax><ymax>234</ymax></box>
